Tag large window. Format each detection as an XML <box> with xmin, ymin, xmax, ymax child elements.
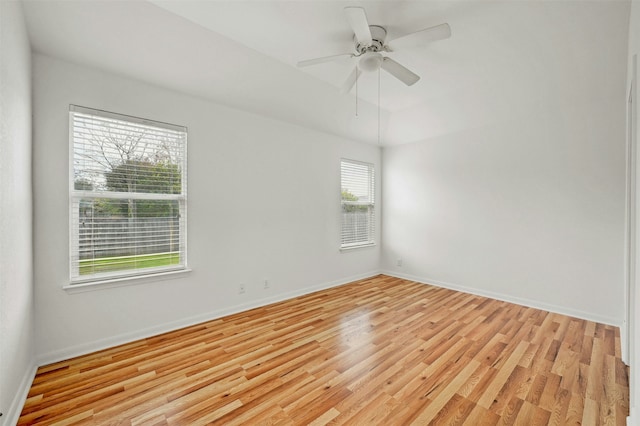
<box><xmin>69</xmin><ymin>105</ymin><xmax>187</xmax><ymax>284</ymax></box>
<box><xmin>341</xmin><ymin>159</ymin><xmax>375</xmax><ymax>249</ymax></box>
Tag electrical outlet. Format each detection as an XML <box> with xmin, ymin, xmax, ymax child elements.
<box><xmin>264</xmin><ymin>279</ymin><xmax>270</xmax><ymax>289</ymax></box>
<box><xmin>397</xmin><ymin>258</ymin><xmax>403</xmax><ymax>267</ymax></box>
<box><xmin>239</xmin><ymin>283</ymin><xmax>246</xmax><ymax>294</ymax></box>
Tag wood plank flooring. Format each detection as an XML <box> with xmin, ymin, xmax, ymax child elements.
<box><xmin>19</xmin><ymin>275</ymin><xmax>628</xmax><ymax>425</ymax></box>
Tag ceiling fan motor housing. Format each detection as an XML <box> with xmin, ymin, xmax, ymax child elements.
<box><xmin>355</xmin><ymin>25</ymin><xmax>387</xmax><ymax>54</ymax></box>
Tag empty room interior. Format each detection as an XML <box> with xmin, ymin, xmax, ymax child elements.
<box><xmin>2</xmin><ymin>0</ymin><xmax>640</xmax><ymax>424</ymax></box>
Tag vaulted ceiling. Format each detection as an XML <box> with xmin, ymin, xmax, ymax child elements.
<box><xmin>22</xmin><ymin>0</ymin><xmax>630</xmax><ymax>146</ymax></box>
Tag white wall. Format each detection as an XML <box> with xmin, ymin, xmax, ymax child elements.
<box><xmin>32</xmin><ymin>54</ymin><xmax>380</xmax><ymax>363</ymax></box>
<box><xmin>0</xmin><ymin>1</ymin><xmax>35</xmax><ymax>423</ymax></box>
<box><xmin>381</xmin><ymin>3</ymin><xmax>629</xmax><ymax>327</ymax></box>
<box><xmin>628</xmin><ymin>1</ymin><xmax>640</xmax><ymax>423</ymax></box>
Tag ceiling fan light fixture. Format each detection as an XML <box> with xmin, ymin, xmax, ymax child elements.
<box><xmin>359</xmin><ymin>51</ymin><xmax>383</xmax><ymax>72</ymax></box>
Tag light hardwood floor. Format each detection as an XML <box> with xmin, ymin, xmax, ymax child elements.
<box><xmin>19</xmin><ymin>275</ymin><xmax>628</xmax><ymax>425</ymax></box>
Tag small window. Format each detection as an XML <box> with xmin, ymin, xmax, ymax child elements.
<box><xmin>341</xmin><ymin>159</ymin><xmax>375</xmax><ymax>249</ymax></box>
<box><xmin>69</xmin><ymin>105</ymin><xmax>187</xmax><ymax>284</ymax></box>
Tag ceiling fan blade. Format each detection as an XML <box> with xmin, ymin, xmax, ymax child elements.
<box><xmin>381</xmin><ymin>57</ymin><xmax>420</xmax><ymax>86</ymax></box>
<box><xmin>340</xmin><ymin>67</ymin><xmax>362</xmax><ymax>94</ymax></box>
<box><xmin>386</xmin><ymin>23</ymin><xmax>451</xmax><ymax>51</ymax></box>
<box><xmin>344</xmin><ymin>7</ymin><xmax>372</xmax><ymax>46</ymax></box>
<box><xmin>297</xmin><ymin>53</ymin><xmax>353</xmax><ymax>68</ymax></box>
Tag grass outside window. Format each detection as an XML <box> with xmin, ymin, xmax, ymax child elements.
<box><xmin>79</xmin><ymin>252</ymin><xmax>180</xmax><ymax>275</ymax></box>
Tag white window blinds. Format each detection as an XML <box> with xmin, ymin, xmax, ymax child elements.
<box><xmin>69</xmin><ymin>105</ymin><xmax>187</xmax><ymax>283</ymax></box>
<box><xmin>341</xmin><ymin>159</ymin><xmax>375</xmax><ymax>249</ymax></box>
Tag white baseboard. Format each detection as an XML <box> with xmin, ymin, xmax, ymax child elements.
<box><xmin>37</xmin><ymin>270</ymin><xmax>381</xmax><ymax>366</ymax></box>
<box><xmin>628</xmin><ymin>409</ymin><xmax>637</xmax><ymax>426</ymax></box>
<box><xmin>4</xmin><ymin>361</ymin><xmax>37</xmax><ymax>426</ymax></box>
<box><xmin>382</xmin><ymin>270</ymin><xmax>622</xmax><ymax>328</ymax></box>
<box><xmin>621</xmin><ymin>320</ymin><xmax>629</xmax><ymax>365</ymax></box>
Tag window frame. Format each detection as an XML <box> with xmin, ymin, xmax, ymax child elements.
<box><xmin>68</xmin><ymin>105</ymin><xmax>188</xmax><ymax>286</ymax></box>
<box><xmin>340</xmin><ymin>158</ymin><xmax>376</xmax><ymax>250</ymax></box>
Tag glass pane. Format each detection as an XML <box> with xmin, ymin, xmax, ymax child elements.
<box><xmin>75</xmin><ymin>198</ymin><xmax>182</xmax><ymax>276</ymax></box>
<box><xmin>341</xmin><ymin>160</ymin><xmax>374</xmax><ymax>203</ymax></box>
<box><xmin>73</xmin><ymin>112</ymin><xmax>185</xmax><ymax>195</ymax></box>
<box><xmin>341</xmin><ymin>205</ymin><xmax>373</xmax><ymax>246</ymax></box>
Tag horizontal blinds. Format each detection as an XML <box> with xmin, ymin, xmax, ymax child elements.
<box><xmin>70</xmin><ymin>106</ymin><xmax>187</xmax><ymax>283</ymax></box>
<box><xmin>341</xmin><ymin>159</ymin><xmax>375</xmax><ymax>248</ymax></box>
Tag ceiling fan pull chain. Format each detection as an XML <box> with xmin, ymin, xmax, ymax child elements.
<box><xmin>377</xmin><ymin>68</ymin><xmax>380</xmax><ymax>144</ymax></box>
<box><xmin>355</xmin><ymin>65</ymin><xmax>359</xmax><ymax>117</ymax></box>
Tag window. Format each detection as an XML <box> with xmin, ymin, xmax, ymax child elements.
<box><xmin>341</xmin><ymin>159</ymin><xmax>375</xmax><ymax>249</ymax></box>
<box><xmin>69</xmin><ymin>105</ymin><xmax>187</xmax><ymax>284</ymax></box>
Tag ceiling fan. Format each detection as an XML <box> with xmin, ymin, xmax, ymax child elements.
<box><xmin>297</xmin><ymin>7</ymin><xmax>451</xmax><ymax>94</ymax></box>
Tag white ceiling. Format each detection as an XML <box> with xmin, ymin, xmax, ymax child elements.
<box><xmin>22</xmin><ymin>0</ymin><xmax>630</xmax><ymax>146</ymax></box>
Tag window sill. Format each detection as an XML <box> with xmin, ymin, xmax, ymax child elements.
<box><xmin>64</xmin><ymin>268</ymin><xmax>192</xmax><ymax>293</ymax></box>
<box><xmin>340</xmin><ymin>243</ymin><xmax>376</xmax><ymax>252</ymax></box>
